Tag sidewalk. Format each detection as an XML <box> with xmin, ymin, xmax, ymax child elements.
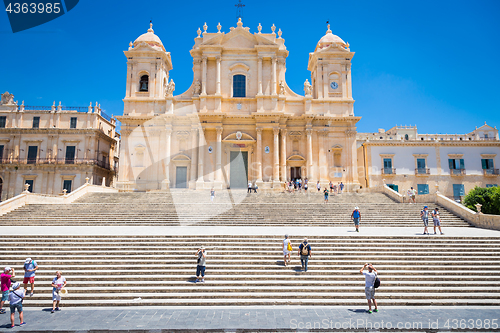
<box><xmin>1</xmin><ymin>306</ymin><xmax>499</xmax><ymax>332</ymax></box>
<box><xmin>1</xmin><ymin>226</ymin><xmax>499</xmax><ymax>237</ymax></box>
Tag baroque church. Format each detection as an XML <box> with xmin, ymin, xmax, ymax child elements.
<box><xmin>117</xmin><ymin>19</ymin><xmax>360</xmax><ymax>191</ymax></box>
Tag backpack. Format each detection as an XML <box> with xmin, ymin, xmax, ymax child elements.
<box><xmin>300</xmin><ymin>242</ymin><xmax>309</xmax><ymax>256</ymax></box>
<box><xmin>374</xmin><ymin>276</ymin><xmax>381</xmax><ymax>289</ymax></box>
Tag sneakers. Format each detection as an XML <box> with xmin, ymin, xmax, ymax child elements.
<box><xmin>29</xmin><ymin>293</ymin><xmax>33</xmax><ymax>297</ymax></box>
<box><xmin>20</xmin><ymin>322</ymin><xmax>26</xmax><ymax>326</ymax></box>
<box><xmin>356</xmin><ymin>229</ymin><xmax>359</xmax><ymax>232</ymax></box>
<box><xmin>55</xmin><ymin>307</ymin><xmax>60</xmax><ymax>311</ymax></box>
<box><xmin>195</xmin><ymin>279</ymin><xmax>199</xmax><ymax>283</ymax></box>
<box><xmin>51</xmin><ymin>309</ymin><xmax>55</xmax><ymax>313</ymax></box>
<box><xmin>374</xmin><ymin>309</ymin><xmax>379</xmax><ymax>312</ymax></box>
<box><xmin>368</xmin><ymin>310</ymin><xmax>372</xmax><ymax>314</ymax></box>
<box><xmin>441</xmin><ymin>232</ymin><xmax>445</xmax><ymax>235</ymax></box>
<box><xmin>201</xmin><ymin>279</ymin><xmax>205</xmax><ymax>283</ymax></box>
<box><xmin>0</xmin><ymin>309</ymin><xmax>6</xmax><ymax>314</ymax></box>
<box><xmin>9</xmin><ymin>324</ymin><xmax>14</xmax><ymax>328</ymax></box>
<box><xmin>434</xmin><ymin>232</ymin><xmax>437</xmax><ymax>235</ymax></box>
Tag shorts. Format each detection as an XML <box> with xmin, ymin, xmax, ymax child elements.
<box><xmin>196</xmin><ymin>265</ymin><xmax>205</xmax><ymax>277</ymax></box>
<box><xmin>52</xmin><ymin>290</ymin><xmax>61</xmax><ymax>301</ymax></box>
<box><xmin>433</xmin><ymin>219</ymin><xmax>440</xmax><ymax>226</ymax></box>
<box><xmin>283</xmin><ymin>250</ymin><xmax>290</xmax><ymax>256</ymax></box>
<box><xmin>353</xmin><ymin>218</ymin><xmax>360</xmax><ymax>226</ymax></box>
<box><xmin>422</xmin><ymin>218</ymin><xmax>428</xmax><ymax>227</ymax></box>
<box><xmin>10</xmin><ymin>303</ymin><xmax>22</xmax><ymax>313</ymax></box>
<box><xmin>365</xmin><ymin>286</ymin><xmax>375</xmax><ymax>300</ymax></box>
<box><xmin>1</xmin><ymin>290</ymin><xmax>9</xmax><ymax>301</ymax></box>
<box><xmin>411</xmin><ymin>195</ymin><xmax>416</xmax><ymax>199</ymax></box>
<box><xmin>23</xmin><ymin>277</ymin><xmax>35</xmax><ymax>284</ymax></box>
<box><xmin>324</xmin><ymin>194</ymin><xmax>328</xmax><ymax>200</ymax></box>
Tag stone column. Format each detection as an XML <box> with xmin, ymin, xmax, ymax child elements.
<box><xmin>190</xmin><ymin>127</ymin><xmax>198</xmax><ymax>187</ymax></box>
<box><xmin>256</xmin><ymin>128</ymin><xmax>263</xmax><ymax>182</ymax></box>
<box><xmin>273</xmin><ymin>128</ymin><xmax>279</xmax><ymax>182</ymax></box>
<box><xmin>201</xmin><ymin>56</ymin><xmax>207</xmax><ymax>95</ymax></box>
<box><xmin>272</xmin><ymin>57</ymin><xmax>277</xmax><ymax>95</ymax></box>
<box><xmin>280</xmin><ymin>128</ymin><xmax>287</xmax><ymax>181</ymax></box>
<box><xmin>257</xmin><ymin>56</ymin><xmax>263</xmax><ymax>95</ymax></box>
<box><xmin>162</xmin><ymin>127</ymin><xmax>172</xmax><ymax>190</ymax></box>
<box><xmin>306</xmin><ymin>129</ymin><xmax>313</xmax><ymax>181</ymax></box>
<box><xmin>196</xmin><ymin>127</ymin><xmax>205</xmax><ymax>186</ymax></box>
<box><xmin>216</xmin><ymin>127</ymin><xmax>223</xmax><ymax>183</ymax></box>
<box><xmin>216</xmin><ymin>56</ymin><xmax>221</xmax><ymax>95</ymax></box>
<box><xmin>318</xmin><ymin>130</ymin><xmax>327</xmax><ymax>182</ymax></box>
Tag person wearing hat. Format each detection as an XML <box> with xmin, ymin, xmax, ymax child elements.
<box><xmin>298</xmin><ymin>238</ymin><xmax>312</xmax><ymax>272</ymax></box>
<box><xmin>420</xmin><ymin>206</ymin><xmax>430</xmax><ymax>235</ymax></box>
<box><xmin>51</xmin><ymin>271</ymin><xmax>67</xmax><ymax>313</ymax></box>
<box><xmin>195</xmin><ymin>246</ymin><xmax>207</xmax><ymax>283</ymax></box>
<box><xmin>8</xmin><ymin>282</ymin><xmax>26</xmax><ymax>328</ymax></box>
<box><xmin>23</xmin><ymin>258</ymin><xmax>38</xmax><ymax>297</ymax></box>
<box><xmin>1</xmin><ymin>267</ymin><xmax>15</xmax><ymax>314</ymax></box>
<box><xmin>351</xmin><ymin>207</ymin><xmax>361</xmax><ymax>232</ymax></box>
<box><xmin>282</xmin><ymin>235</ymin><xmax>292</xmax><ymax>267</ymax></box>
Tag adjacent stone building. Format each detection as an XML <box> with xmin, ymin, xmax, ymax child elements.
<box><xmin>0</xmin><ymin>92</ymin><xmax>119</xmax><ymax>201</ymax></box>
<box><xmin>117</xmin><ymin>20</ymin><xmax>360</xmax><ymax>191</ymax></box>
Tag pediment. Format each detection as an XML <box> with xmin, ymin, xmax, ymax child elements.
<box><xmin>202</xmin><ymin>27</ymin><xmax>277</xmax><ymax>49</ymax></box>
<box><xmin>476</xmin><ymin>124</ymin><xmax>496</xmax><ymax>131</ymax></box>
<box><xmin>223</xmin><ymin>33</ymin><xmax>258</xmax><ymax>49</ymax></box>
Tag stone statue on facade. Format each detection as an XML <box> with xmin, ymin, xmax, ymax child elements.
<box><xmin>279</xmin><ymin>81</ymin><xmax>285</xmax><ymax>95</ymax></box>
<box><xmin>1</xmin><ymin>92</ymin><xmax>16</xmax><ymax>105</ymax></box>
<box><xmin>165</xmin><ymin>79</ymin><xmax>175</xmax><ymax>97</ymax></box>
<box><xmin>194</xmin><ymin>80</ymin><xmax>201</xmax><ymax>95</ymax></box>
<box><xmin>304</xmin><ymin>79</ymin><xmax>312</xmax><ymax>96</ymax></box>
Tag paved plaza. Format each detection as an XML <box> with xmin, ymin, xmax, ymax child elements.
<box><xmin>1</xmin><ymin>306</ymin><xmax>500</xmax><ymax>332</ymax></box>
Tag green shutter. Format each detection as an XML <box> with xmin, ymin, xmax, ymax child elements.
<box><xmin>482</xmin><ymin>159</ymin><xmax>487</xmax><ymax>169</ymax></box>
<box><xmin>488</xmin><ymin>159</ymin><xmax>494</xmax><ymax>169</ymax></box>
<box><xmin>448</xmin><ymin>159</ymin><xmax>454</xmax><ymax>169</ymax></box>
<box><xmin>459</xmin><ymin>159</ymin><xmax>465</xmax><ymax>169</ymax></box>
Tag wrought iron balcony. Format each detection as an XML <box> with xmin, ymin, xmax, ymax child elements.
<box><xmin>382</xmin><ymin>167</ymin><xmax>396</xmax><ymax>175</ymax></box>
<box><xmin>450</xmin><ymin>169</ymin><xmax>466</xmax><ymax>176</ymax></box>
<box><xmin>415</xmin><ymin>168</ymin><xmax>430</xmax><ymax>175</ymax></box>
<box><xmin>0</xmin><ymin>157</ymin><xmax>113</xmax><ymax>171</ymax></box>
<box><xmin>484</xmin><ymin>169</ymin><xmax>499</xmax><ymax>176</ymax></box>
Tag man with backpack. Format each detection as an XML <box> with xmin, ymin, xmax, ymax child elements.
<box><xmin>8</xmin><ymin>282</ymin><xmax>26</xmax><ymax>328</ymax></box>
<box><xmin>351</xmin><ymin>207</ymin><xmax>361</xmax><ymax>232</ymax></box>
<box><xmin>360</xmin><ymin>263</ymin><xmax>378</xmax><ymax>313</ymax></box>
<box><xmin>298</xmin><ymin>238</ymin><xmax>312</xmax><ymax>272</ymax></box>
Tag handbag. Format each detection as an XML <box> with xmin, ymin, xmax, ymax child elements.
<box><xmin>287</xmin><ymin>242</ymin><xmax>292</xmax><ymax>252</ymax></box>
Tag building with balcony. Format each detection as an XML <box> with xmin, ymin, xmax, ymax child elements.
<box><xmin>0</xmin><ymin>91</ymin><xmax>119</xmax><ymax>201</ymax></box>
<box><xmin>357</xmin><ymin>124</ymin><xmax>500</xmax><ymax>200</ymax></box>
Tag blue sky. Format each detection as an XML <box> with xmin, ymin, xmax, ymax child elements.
<box><xmin>0</xmin><ymin>0</ymin><xmax>499</xmax><ymax>134</ymax></box>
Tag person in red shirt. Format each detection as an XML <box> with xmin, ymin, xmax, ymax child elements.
<box><xmin>1</xmin><ymin>267</ymin><xmax>15</xmax><ymax>314</ymax></box>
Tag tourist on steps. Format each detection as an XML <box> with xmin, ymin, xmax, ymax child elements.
<box><xmin>210</xmin><ymin>188</ymin><xmax>215</xmax><ymax>203</ymax></box>
<box><xmin>8</xmin><ymin>282</ymin><xmax>26</xmax><ymax>328</ymax></box>
<box><xmin>316</xmin><ymin>181</ymin><xmax>321</xmax><ymax>192</ymax></box>
<box><xmin>339</xmin><ymin>182</ymin><xmax>344</xmax><ymax>193</ymax></box>
<box><xmin>298</xmin><ymin>238</ymin><xmax>312</xmax><ymax>272</ymax></box>
<box><xmin>323</xmin><ymin>188</ymin><xmax>329</xmax><ymax>203</ymax></box>
<box><xmin>432</xmin><ymin>208</ymin><xmax>444</xmax><ymax>235</ymax></box>
<box><xmin>420</xmin><ymin>206</ymin><xmax>430</xmax><ymax>235</ymax></box>
<box><xmin>23</xmin><ymin>258</ymin><xmax>37</xmax><ymax>297</ymax></box>
<box><xmin>51</xmin><ymin>271</ymin><xmax>67</xmax><ymax>313</ymax></box>
<box><xmin>351</xmin><ymin>207</ymin><xmax>361</xmax><ymax>232</ymax></box>
<box><xmin>282</xmin><ymin>235</ymin><xmax>292</xmax><ymax>267</ymax></box>
<box><xmin>195</xmin><ymin>246</ymin><xmax>206</xmax><ymax>283</ymax></box>
<box><xmin>1</xmin><ymin>267</ymin><xmax>15</xmax><ymax>314</ymax></box>
<box><xmin>360</xmin><ymin>263</ymin><xmax>378</xmax><ymax>314</ymax></box>
<box><xmin>247</xmin><ymin>181</ymin><xmax>252</xmax><ymax>193</ymax></box>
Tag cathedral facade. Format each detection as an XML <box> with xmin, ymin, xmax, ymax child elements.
<box><xmin>117</xmin><ymin>20</ymin><xmax>360</xmax><ymax>191</ymax></box>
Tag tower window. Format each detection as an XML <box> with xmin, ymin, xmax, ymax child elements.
<box><xmin>139</xmin><ymin>75</ymin><xmax>149</xmax><ymax>92</ymax></box>
<box><xmin>233</xmin><ymin>74</ymin><xmax>246</xmax><ymax>98</ymax></box>
<box><xmin>32</xmin><ymin>117</ymin><xmax>40</xmax><ymax>129</ymax></box>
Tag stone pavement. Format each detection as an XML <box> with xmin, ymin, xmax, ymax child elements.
<box><xmin>2</xmin><ymin>226</ymin><xmax>500</xmax><ymax>237</ymax></box>
<box><xmin>1</xmin><ymin>306</ymin><xmax>499</xmax><ymax>332</ymax></box>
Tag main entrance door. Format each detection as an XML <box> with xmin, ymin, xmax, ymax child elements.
<box><xmin>230</xmin><ymin>151</ymin><xmax>248</xmax><ymax>189</ymax></box>
<box><xmin>290</xmin><ymin>167</ymin><xmax>301</xmax><ymax>181</ymax></box>
<box><xmin>175</xmin><ymin>166</ymin><xmax>187</xmax><ymax>188</ymax></box>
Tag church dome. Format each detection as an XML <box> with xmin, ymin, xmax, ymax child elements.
<box><xmin>315</xmin><ymin>25</ymin><xmax>348</xmax><ymax>51</ymax></box>
<box><xmin>133</xmin><ymin>23</ymin><xmax>165</xmax><ymax>51</ymax></box>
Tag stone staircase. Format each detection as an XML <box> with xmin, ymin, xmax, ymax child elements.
<box><xmin>1</xmin><ymin>235</ymin><xmax>499</xmax><ymax>307</ymax></box>
<box><xmin>0</xmin><ymin>191</ymin><xmax>469</xmax><ymax>227</ymax></box>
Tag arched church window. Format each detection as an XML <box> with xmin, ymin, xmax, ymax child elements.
<box><xmin>233</xmin><ymin>74</ymin><xmax>246</xmax><ymax>97</ymax></box>
<box><xmin>139</xmin><ymin>75</ymin><xmax>149</xmax><ymax>92</ymax></box>
<box><xmin>404</xmin><ymin>134</ymin><xmax>409</xmax><ymax>140</ymax></box>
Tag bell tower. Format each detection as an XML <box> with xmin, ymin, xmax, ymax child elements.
<box><xmin>124</xmin><ymin>23</ymin><xmax>173</xmax><ymax>103</ymax></box>
<box><xmin>307</xmin><ymin>25</ymin><xmax>354</xmax><ymax>115</ymax></box>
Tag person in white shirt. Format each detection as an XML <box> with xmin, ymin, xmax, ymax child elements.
<box><xmin>432</xmin><ymin>208</ymin><xmax>444</xmax><ymax>235</ymax></box>
<box><xmin>51</xmin><ymin>271</ymin><xmax>67</xmax><ymax>313</ymax></box>
<box><xmin>282</xmin><ymin>235</ymin><xmax>291</xmax><ymax>266</ymax></box>
<box><xmin>360</xmin><ymin>263</ymin><xmax>378</xmax><ymax>313</ymax></box>
<box><xmin>8</xmin><ymin>282</ymin><xmax>25</xmax><ymax>328</ymax></box>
